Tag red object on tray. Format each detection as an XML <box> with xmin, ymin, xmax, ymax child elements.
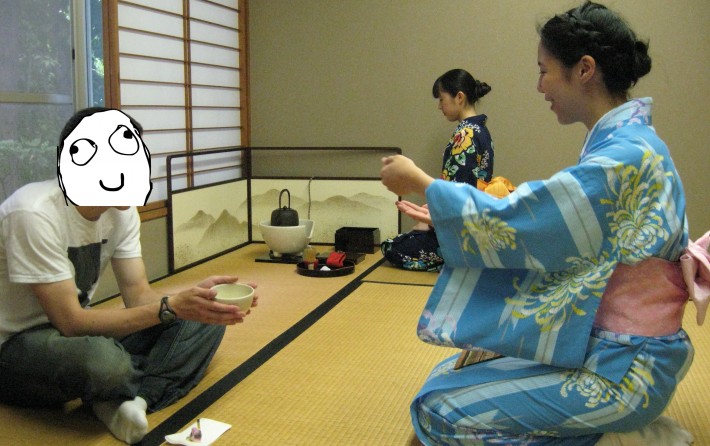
<box><xmin>326</xmin><ymin>252</ymin><xmax>346</xmax><ymax>268</ymax></box>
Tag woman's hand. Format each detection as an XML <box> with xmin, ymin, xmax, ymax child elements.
<box><xmin>380</xmin><ymin>155</ymin><xmax>435</xmax><ymax>197</ymax></box>
<box><xmin>396</xmin><ymin>200</ymin><xmax>433</xmax><ymax>226</ymax></box>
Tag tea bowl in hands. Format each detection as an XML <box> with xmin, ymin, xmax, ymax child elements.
<box><xmin>211</xmin><ymin>283</ymin><xmax>254</xmax><ymax>312</ymax></box>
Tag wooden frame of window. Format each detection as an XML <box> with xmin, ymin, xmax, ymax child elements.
<box><xmin>102</xmin><ymin>0</ymin><xmax>250</xmax><ymax>221</ymax></box>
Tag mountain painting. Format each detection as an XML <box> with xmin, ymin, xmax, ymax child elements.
<box><xmin>171</xmin><ymin>180</ymin><xmax>250</xmax><ymax>270</ymax></box>
<box><xmin>169</xmin><ymin>178</ymin><xmax>399</xmax><ymax>271</ymax></box>
<box><xmin>249</xmin><ymin>179</ymin><xmax>399</xmax><ymax>244</ymax></box>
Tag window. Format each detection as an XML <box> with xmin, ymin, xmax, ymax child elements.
<box><xmin>112</xmin><ymin>0</ymin><xmax>248</xmax><ymax>205</ymax></box>
<box><xmin>0</xmin><ymin>0</ymin><xmax>248</xmax><ymax>208</ymax></box>
<box><xmin>0</xmin><ymin>0</ymin><xmax>104</xmax><ymax>202</ymax></box>
<box><xmin>85</xmin><ymin>0</ymin><xmax>106</xmax><ymax>106</ymax></box>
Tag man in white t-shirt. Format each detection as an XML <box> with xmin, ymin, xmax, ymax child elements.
<box><xmin>0</xmin><ymin>107</ymin><xmax>257</xmax><ymax>444</ymax></box>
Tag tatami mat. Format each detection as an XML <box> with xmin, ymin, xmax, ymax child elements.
<box><xmin>364</xmin><ymin>262</ymin><xmax>439</xmax><ymax>286</ymax></box>
<box><xmin>1</xmin><ymin>243</ymin><xmax>708</xmax><ymax>445</ymax></box>
<box><xmin>168</xmin><ymin>282</ymin><xmax>457</xmax><ymax>446</ymax></box>
<box><xmin>662</xmin><ymin>304</ymin><xmax>710</xmax><ymax>445</ymax></box>
<box><xmin>0</xmin><ymin>244</ymin><xmax>385</xmax><ymax>445</ymax></box>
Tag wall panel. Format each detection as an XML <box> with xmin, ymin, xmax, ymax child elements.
<box><xmin>118</xmin><ymin>3</ymin><xmax>183</xmax><ymax>37</ymax></box>
<box><xmin>118</xmin><ymin>56</ymin><xmax>185</xmax><ymax>83</ymax></box>
<box><xmin>120</xmin><ymin>83</ymin><xmax>186</xmax><ymax>106</ymax></box>
<box><xmin>191</xmin><ymin>65</ymin><xmax>240</xmax><ymax>87</ymax></box>
<box><xmin>118</xmin><ymin>30</ymin><xmax>185</xmax><ymax>59</ymax></box>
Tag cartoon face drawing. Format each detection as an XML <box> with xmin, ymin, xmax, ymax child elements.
<box><xmin>58</xmin><ymin>109</ymin><xmax>152</xmax><ymax>206</ymax></box>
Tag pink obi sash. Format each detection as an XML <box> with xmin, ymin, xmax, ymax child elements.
<box><xmin>594</xmin><ymin>258</ymin><xmax>688</xmax><ymax>336</ymax></box>
<box><xmin>594</xmin><ymin>231</ymin><xmax>710</xmax><ymax>335</ymax></box>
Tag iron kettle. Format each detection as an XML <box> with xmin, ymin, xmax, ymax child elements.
<box><xmin>270</xmin><ymin>189</ymin><xmax>299</xmax><ymax>226</ymax></box>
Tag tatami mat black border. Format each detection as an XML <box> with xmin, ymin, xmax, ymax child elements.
<box><xmin>138</xmin><ymin>258</ymin><xmax>386</xmax><ymax>446</ymax></box>
<box><xmin>361</xmin><ymin>279</ymin><xmax>435</xmax><ymax>287</ymax></box>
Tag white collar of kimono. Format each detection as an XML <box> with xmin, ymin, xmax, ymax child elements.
<box><xmin>579</xmin><ymin>97</ymin><xmax>653</xmax><ymax>160</ymax></box>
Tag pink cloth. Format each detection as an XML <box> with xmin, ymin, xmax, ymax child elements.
<box><xmin>681</xmin><ymin>230</ymin><xmax>710</xmax><ymax>325</ymax></box>
<box><xmin>594</xmin><ymin>258</ymin><xmax>688</xmax><ymax>336</ymax></box>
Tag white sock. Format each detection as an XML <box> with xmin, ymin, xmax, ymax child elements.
<box><xmin>93</xmin><ymin>396</ymin><xmax>149</xmax><ymax>444</ymax></box>
<box><xmin>596</xmin><ymin>416</ymin><xmax>694</xmax><ymax>446</ymax></box>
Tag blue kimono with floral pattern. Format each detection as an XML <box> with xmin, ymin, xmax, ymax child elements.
<box><xmin>411</xmin><ymin>98</ymin><xmax>694</xmax><ymax>445</ymax></box>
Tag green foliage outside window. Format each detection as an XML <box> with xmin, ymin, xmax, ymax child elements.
<box><xmin>0</xmin><ymin>0</ymin><xmax>104</xmax><ymax>202</ymax></box>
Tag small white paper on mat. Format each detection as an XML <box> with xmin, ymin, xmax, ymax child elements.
<box><xmin>165</xmin><ymin>418</ymin><xmax>232</xmax><ymax>446</ymax></box>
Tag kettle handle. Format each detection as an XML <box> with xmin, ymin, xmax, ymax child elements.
<box><xmin>278</xmin><ymin>189</ymin><xmax>291</xmax><ymax>208</ymax></box>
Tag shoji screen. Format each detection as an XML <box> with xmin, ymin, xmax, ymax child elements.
<box><xmin>114</xmin><ymin>0</ymin><xmax>246</xmax><ymax>209</ymax></box>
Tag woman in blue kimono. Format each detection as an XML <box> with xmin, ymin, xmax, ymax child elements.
<box><xmin>381</xmin><ymin>69</ymin><xmax>494</xmax><ymax>272</ymax></box>
<box><xmin>381</xmin><ymin>2</ymin><xmax>699</xmax><ymax>444</ymax></box>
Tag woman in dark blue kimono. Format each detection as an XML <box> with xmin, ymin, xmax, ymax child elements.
<box><xmin>381</xmin><ymin>69</ymin><xmax>494</xmax><ymax>272</ymax></box>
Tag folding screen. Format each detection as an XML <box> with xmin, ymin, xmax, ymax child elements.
<box><xmin>167</xmin><ymin>147</ymin><xmax>401</xmax><ymax>272</ymax></box>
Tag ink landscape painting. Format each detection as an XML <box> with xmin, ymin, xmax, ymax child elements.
<box><xmin>171</xmin><ymin>180</ymin><xmax>249</xmax><ymax>270</ymax></box>
<box><xmin>249</xmin><ymin>179</ymin><xmax>399</xmax><ymax>243</ymax></box>
<box><xmin>170</xmin><ymin>178</ymin><xmax>399</xmax><ymax>270</ymax></box>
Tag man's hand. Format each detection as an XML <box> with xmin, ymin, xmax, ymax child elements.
<box><xmin>196</xmin><ymin>275</ymin><xmax>259</xmax><ymax>308</ymax></box>
<box><xmin>171</xmin><ymin>275</ymin><xmax>259</xmax><ymax>325</ymax></box>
